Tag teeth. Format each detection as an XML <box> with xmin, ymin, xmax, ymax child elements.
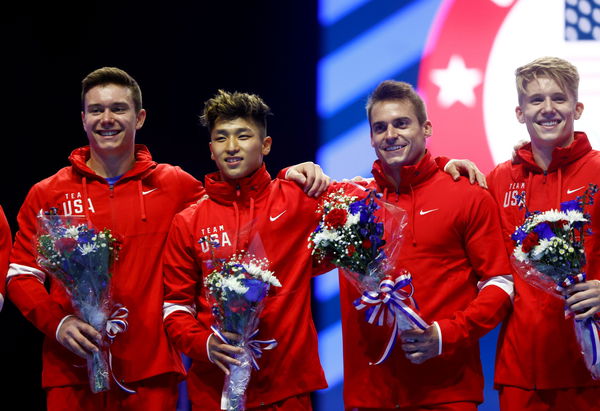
<box><xmin>539</xmin><ymin>120</ymin><xmax>559</xmax><ymax>127</ymax></box>
<box><xmin>98</xmin><ymin>130</ymin><xmax>119</xmax><ymax>136</ymax></box>
<box><xmin>226</xmin><ymin>158</ymin><xmax>241</xmax><ymax>163</ymax></box>
<box><xmin>384</xmin><ymin>145</ymin><xmax>405</xmax><ymax>151</ymax></box>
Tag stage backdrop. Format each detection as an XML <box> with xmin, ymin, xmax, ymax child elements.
<box><xmin>314</xmin><ymin>0</ymin><xmax>600</xmax><ymax>410</ymax></box>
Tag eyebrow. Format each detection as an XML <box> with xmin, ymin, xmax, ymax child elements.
<box><xmin>86</xmin><ymin>102</ymin><xmax>130</xmax><ymax>109</ymax></box>
<box><xmin>215</xmin><ymin>127</ymin><xmax>254</xmax><ymax>135</ymax></box>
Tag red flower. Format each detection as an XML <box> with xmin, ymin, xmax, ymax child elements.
<box><xmin>347</xmin><ymin>244</ymin><xmax>356</xmax><ymax>256</ymax></box>
<box><xmin>521</xmin><ymin>232</ymin><xmax>539</xmax><ymax>253</ymax></box>
<box><xmin>550</xmin><ymin>220</ymin><xmax>568</xmax><ymax>229</ymax></box>
<box><xmin>228</xmin><ymin>299</ymin><xmax>249</xmax><ymax>313</ymax></box>
<box><xmin>55</xmin><ymin>237</ymin><xmax>78</xmax><ymax>253</ymax></box>
<box><xmin>362</xmin><ymin>239</ymin><xmax>372</xmax><ymax>249</ymax></box>
<box><xmin>325</xmin><ymin>208</ymin><xmax>347</xmax><ymax>228</ymax></box>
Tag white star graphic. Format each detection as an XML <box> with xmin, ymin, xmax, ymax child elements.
<box><xmin>430</xmin><ymin>55</ymin><xmax>482</xmax><ymax>108</ymax></box>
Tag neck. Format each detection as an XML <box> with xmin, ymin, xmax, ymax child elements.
<box><xmin>87</xmin><ymin>149</ymin><xmax>135</xmax><ymax>178</ymax></box>
<box><xmin>530</xmin><ymin>135</ymin><xmax>574</xmax><ymax>171</ymax></box>
<box><xmin>381</xmin><ymin>163</ymin><xmax>402</xmax><ymax>191</ymax></box>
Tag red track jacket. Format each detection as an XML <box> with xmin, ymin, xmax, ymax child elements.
<box><xmin>7</xmin><ymin>145</ymin><xmax>203</xmax><ymax>388</ymax></box>
<box><xmin>488</xmin><ymin>132</ymin><xmax>600</xmax><ymax>390</ymax></box>
<box><xmin>162</xmin><ymin>164</ymin><xmax>327</xmax><ymax>408</ymax></box>
<box><xmin>0</xmin><ymin>206</ymin><xmax>11</xmax><ymax>310</ymax></box>
<box><xmin>340</xmin><ymin>152</ymin><xmax>513</xmax><ymax>408</ymax></box>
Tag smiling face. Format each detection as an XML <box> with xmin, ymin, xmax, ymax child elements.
<box><xmin>209</xmin><ymin>117</ymin><xmax>272</xmax><ymax>182</ymax></box>
<box><xmin>81</xmin><ymin>83</ymin><xmax>146</xmax><ymax>157</ymax></box>
<box><xmin>516</xmin><ymin>76</ymin><xmax>583</xmax><ymax>150</ymax></box>
<box><xmin>370</xmin><ymin>99</ymin><xmax>432</xmax><ymax>172</ymax></box>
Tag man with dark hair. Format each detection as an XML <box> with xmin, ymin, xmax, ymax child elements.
<box><xmin>338</xmin><ymin>80</ymin><xmax>514</xmax><ymax>410</ymax></box>
<box><xmin>7</xmin><ymin>66</ymin><xmax>203</xmax><ymax>410</ymax></box>
<box><xmin>162</xmin><ymin>90</ymin><xmax>330</xmax><ymax>410</ymax></box>
<box><xmin>7</xmin><ymin>68</ymin><xmax>326</xmax><ymax>410</ymax></box>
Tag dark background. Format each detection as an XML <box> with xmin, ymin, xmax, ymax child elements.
<box><xmin>0</xmin><ymin>2</ymin><xmax>318</xmax><ymax>408</ymax></box>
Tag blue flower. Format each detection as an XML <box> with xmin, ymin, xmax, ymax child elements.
<box><xmin>241</xmin><ymin>278</ymin><xmax>268</xmax><ymax>302</ymax></box>
<box><xmin>533</xmin><ymin>222</ymin><xmax>554</xmax><ymax>241</ymax></box>
<box><xmin>560</xmin><ymin>200</ymin><xmax>581</xmax><ymax>212</ymax></box>
<box><xmin>511</xmin><ymin>228</ymin><xmax>528</xmax><ymax>243</ymax></box>
<box><xmin>349</xmin><ymin>201</ymin><xmax>364</xmax><ymax>215</ymax></box>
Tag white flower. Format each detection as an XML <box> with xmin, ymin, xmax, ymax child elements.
<box><xmin>64</xmin><ymin>226</ymin><xmax>81</xmax><ymax>238</ymax></box>
<box><xmin>221</xmin><ymin>276</ymin><xmax>249</xmax><ymax>295</ymax></box>
<box><xmin>565</xmin><ymin>210</ymin><xmax>587</xmax><ymax>224</ymax></box>
<box><xmin>513</xmin><ymin>247</ymin><xmax>528</xmax><ymax>262</ymax></box>
<box><xmin>243</xmin><ymin>263</ymin><xmax>282</xmax><ymax>287</ymax></box>
<box><xmin>77</xmin><ymin>243</ymin><xmax>98</xmax><ymax>255</ymax></box>
<box><xmin>535</xmin><ymin>209</ymin><xmax>566</xmax><ymax>223</ymax></box>
<box><xmin>344</xmin><ymin>212</ymin><xmax>360</xmax><ymax>228</ymax></box>
<box><xmin>312</xmin><ymin>229</ymin><xmax>341</xmax><ymax>246</ymax></box>
<box><xmin>531</xmin><ymin>239</ymin><xmax>552</xmax><ymax>260</ymax></box>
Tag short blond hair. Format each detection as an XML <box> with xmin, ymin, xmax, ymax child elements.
<box><xmin>515</xmin><ymin>57</ymin><xmax>579</xmax><ymax>102</ymax></box>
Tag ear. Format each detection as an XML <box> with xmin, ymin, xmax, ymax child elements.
<box><xmin>81</xmin><ymin>111</ymin><xmax>85</xmax><ymax>128</ymax></box>
<box><xmin>574</xmin><ymin>102</ymin><xmax>584</xmax><ymax>120</ymax></box>
<box><xmin>262</xmin><ymin>136</ymin><xmax>272</xmax><ymax>156</ymax></box>
<box><xmin>423</xmin><ymin>120</ymin><xmax>433</xmax><ymax>138</ymax></box>
<box><xmin>515</xmin><ymin>105</ymin><xmax>525</xmax><ymax>124</ymax></box>
<box><xmin>135</xmin><ymin>109</ymin><xmax>147</xmax><ymax>130</ymax></box>
<box><xmin>209</xmin><ymin>142</ymin><xmax>215</xmax><ymax>161</ymax></box>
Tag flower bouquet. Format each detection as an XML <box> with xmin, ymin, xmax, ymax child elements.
<box><xmin>309</xmin><ymin>187</ymin><xmax>427</xmax><ymax>364</ymax></box>
<box><xmin>202</xmin><ymin>236</ymin><xmax>281</xmax><ymax>411</ymax></box>
<box><xmin>36</xmin><ymin>210</ymin><xmax>121</xmax><ymax>392</ymax></box>
<box><xmin>511</xmin><ymin>184</ymin><xmax>600</xmax><ymax>378</ymax></box>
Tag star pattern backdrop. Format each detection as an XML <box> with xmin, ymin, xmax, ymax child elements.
<box><xmin>314</xmin><ymin>0</ymin><xmax>600</xmax><ymax>410</ymax></box>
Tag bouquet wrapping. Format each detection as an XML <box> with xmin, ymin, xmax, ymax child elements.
<box><xmin>511</xmin><ymin>185</ymin><xmax>600</xmax><ymax>378</ymax></box>
<box><xmin>202</xmin><ymin>235</ymin><xmax>281</xmax><ymax>411</ymax></box>
<box><xmin>309</xmin><ymin>187</ymin><xmax>428</xmax><ymax>364</ymax></box>
<box><xmin>35</xmin><ymin>211</ymin><xmax>124</xmax><ymax>393</ymax></box>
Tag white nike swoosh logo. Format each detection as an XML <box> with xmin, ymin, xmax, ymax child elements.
<box><xmin>567</xmin><ymin>186</ymin><xmax>585</xmax><ymax>194</ymax></box>
<box><xmin>419</xmin><ymin>209</ymin><xmax>438</xmax><ymax>215</ymax></box>
<box><xmin>270</xmin><ymin>210</ymin><xmax>287</xmax><ymax>222</ymax></box>
<box><xmin>142</xmin><ymin>188</ymin><xmax>158</xmax><ymax>195</ymax></box>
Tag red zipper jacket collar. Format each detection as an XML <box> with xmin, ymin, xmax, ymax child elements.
<box><xmin>515</xmin><ymin>131</ymin><xmax>592</xmax><ymax>175</ymax></box>
<box><xmin>371</xmin><ymin>150</ymin><xmax>438</xmax><ymax>193</ymax></box>
<box><xmin>68</xmin><ymin>144</ymin><xmax>158</xmax><ymax>222</ymax></box>
<box><xmin>203</xmin><ymin>164</ymin><xmax>272</xmax><ymax>206</ymax></box>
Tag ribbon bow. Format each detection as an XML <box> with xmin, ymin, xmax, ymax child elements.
<box><xmin>353</xmin><ymin>272</ymin><xmax>428</xmax><ymax>365</ymax></box>
<box><xmin>105</xmin><ymin>306</ymin><xmax>136</xmax><ymax>394</ymax></box>
<box><xmin>211</xmin><ymin>325</ymin><xmax>277</xmax><ymax>370</ymax></box>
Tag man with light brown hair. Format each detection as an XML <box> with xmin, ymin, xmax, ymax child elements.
<box><xmin>447</xmin><ymin>56</ymin><xmax>600</xmax><ymax>409</ymax></box>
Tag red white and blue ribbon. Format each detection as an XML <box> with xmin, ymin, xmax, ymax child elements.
<box><xmin>211</xmin><ymin>325</ymin><xmax>277</xmax><ymax>370</ymax></box>
<box><xmin>584</xmin><ymin>318</ymin><xmax>600</xmax><ymax>366</ymax></box>
<box><xmin>105</xmin><ymin>306</ymin><xmax>136</xmax><ymax>394</ymax></box>
<box><xmin>353</xmin><ymin>272</ymin><xmax>428</xmax><ymax>365</ymax></box>
<box><xmin>556</xmin><ymin>273</ymin><xmax>586</xmax><ymax>293</ymax></box>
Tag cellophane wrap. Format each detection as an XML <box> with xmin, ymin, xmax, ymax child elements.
<box><xmin>202</xmin><ymin>234</ymin><xmax>281</xmax><ymax>410</ymax></box>
<box><xmin>309</xmin><ymin>187</ymin><xmax>428</xmax><ymax>364</ymax></box>
<box><xmin>510</xmin><ymin>184</ymin><xmax>600</xmax><ymax>378</ymax></box>
<box><xmin>35</xmin><ymin>212</ymin><xmax>120</xmax><ymax>392</ymax></box>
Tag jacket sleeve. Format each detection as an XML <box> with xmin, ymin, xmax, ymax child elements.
<box><xmin>436</xmin><ymin>189</ymin><xmax>514</xmax><ymax>354</ymax></box>
<box><xmin>0</xmin><ymin>205</ymin><xmax>11</xmax><ymax>310</ymax></box>
<box><xmin>7</xmin><ymin>185</ymin><xmax>72</xmax><ymax>337</ymax></box>
<box><xmin>162</xmin><ymin>212</ymin><xmax>213</xmax><ymax>364</ymax></box>
<box><xmin>175</xmin><ymin>167</ymin><xmax>205</xmax><ymax>210</ymax></box>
